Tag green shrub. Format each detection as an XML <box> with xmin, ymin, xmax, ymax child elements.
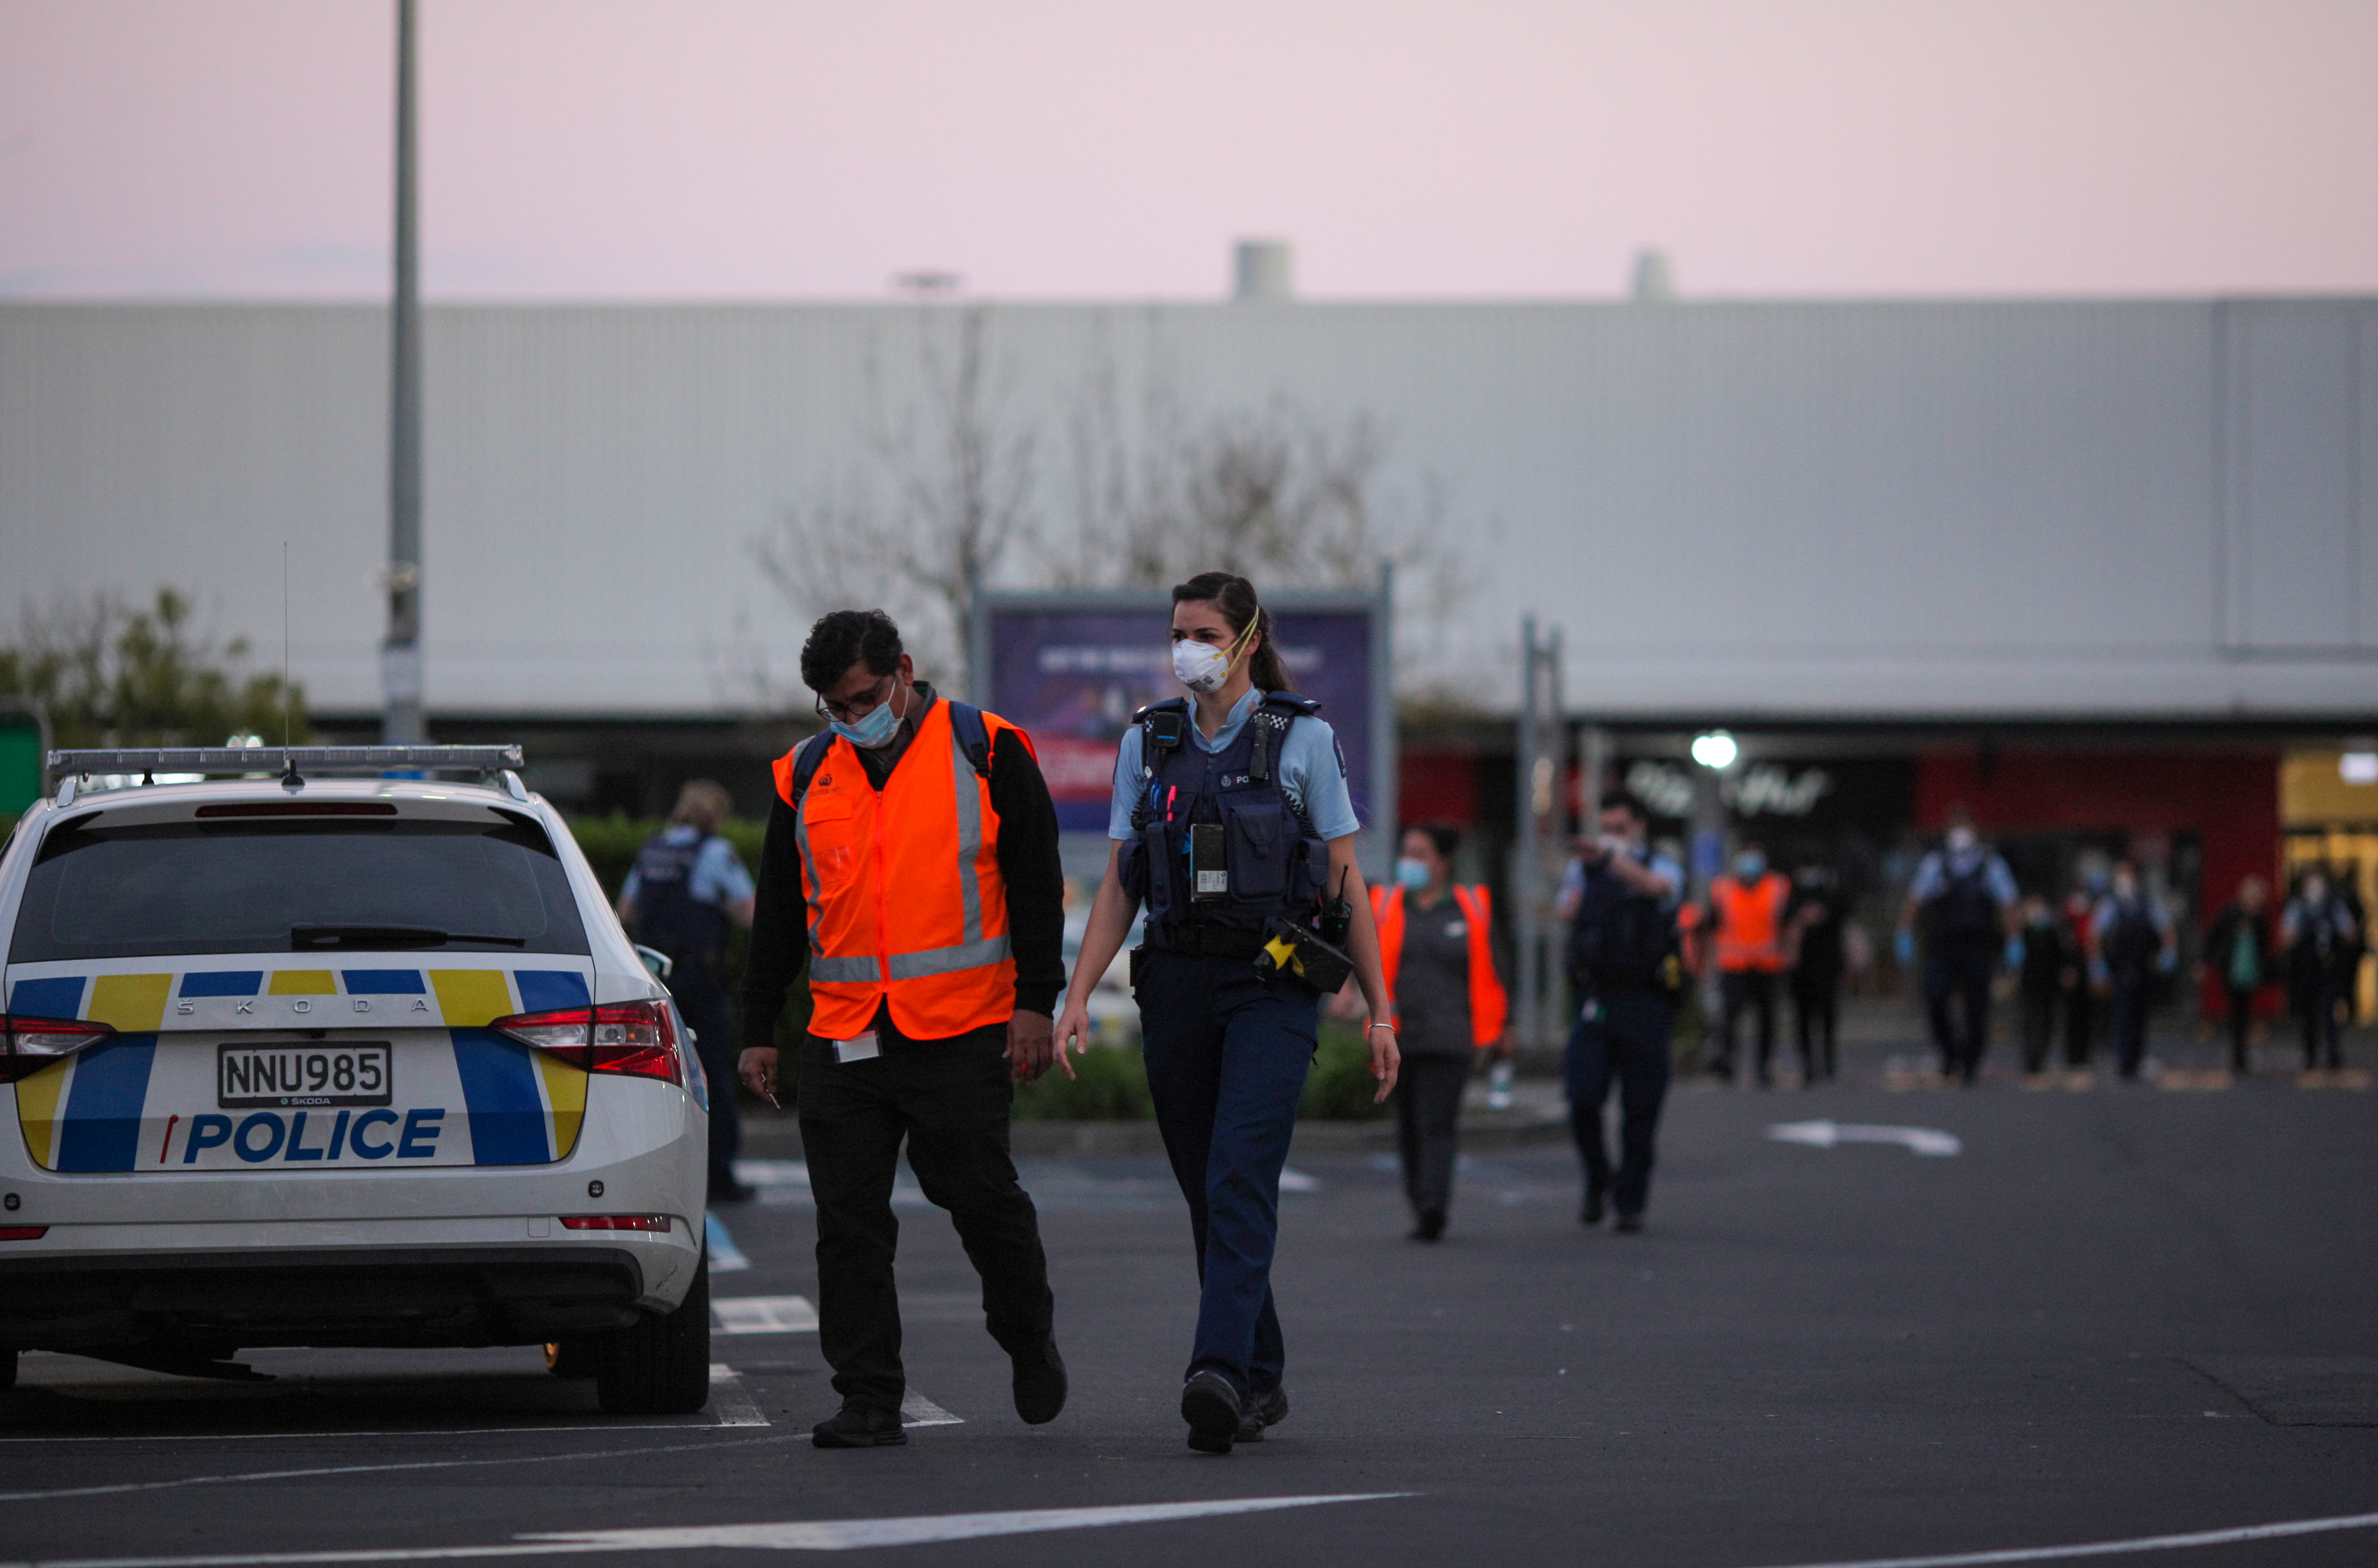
<box><xmin>1298</xmin><ymin>1020</ymin><xmax>1392</xmax><ymax>1120</ymax></box>
<box><xmin>1012</xmin><ymin>1041</ymin><xmax>1155</xmax><ymax>1121</ymax></box>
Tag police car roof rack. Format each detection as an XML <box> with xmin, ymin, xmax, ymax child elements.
<box><xmin>47</xmin><ymin>746</ymin><xmax>528</xmax><ymax>807</ymax></box>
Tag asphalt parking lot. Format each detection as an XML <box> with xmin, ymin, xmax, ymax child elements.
<box><xmin>4</xmin><ymin>1032</ymin><xmax>2374</xmax><ymax>1568</ymax></box>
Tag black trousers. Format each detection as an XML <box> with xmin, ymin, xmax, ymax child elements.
<box><xmin>1564</xmin><ymin>989</ymin><xmax>1675</xmax><ymax>1217</ymax></box>
<box><xmin>669</xmin><ymin>959</ymin><xmax>741</xmax><ymax>1195</ymax></box>
<box><xmin>1716</xmin><ymin>969</ymin><xmax>1779</xmax><ymax>1081</ymax></box>
<box><xmin>2019</xmin><ymin>984</ymin><xmax>2061</xmax><ymax>1074</ymax></box>
<box><xmin>1924</xmin><ymin>944</ymin><xmax>1997</xmax><ymax>1081</ymax></box>
<box><xmin>2223</xmin><ymin>985</ymin><xmax>2257</xmax><ymax>1073</ymax></box>
<box><xmin>1791</xmin><ymin>968</ymin><xmax>1840</xmax><ymax>1081</ymax></box>
<box><xmin>2108</xmin><ymin>973</ymin><xmax>2152</xmax><ymax>1079</ymax></box>
<box><xmin>2298</xmin><ymin>975</ymin><xmax>2345</xmax><ymax>1069</ymax></box>
<box><xmin>2064</xmin><ymin>982</ymin><xmax>2096</xmax><ymax>1067</ymax></box>
<box><xmin>797</xmin><ymin>1016</ymin><xmax>1053</xmax><ymax>1414</ymax></box>
<box><xmin>1394</xmin><ymin>1053</ymin><xmax>1473</xmax><ymax>1218</ymax></box>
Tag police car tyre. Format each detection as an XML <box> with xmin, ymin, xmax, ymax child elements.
<box><xmin>0</xmin><ymin>1348</ymin><xmax>14</xmax><ymax>1391</ymax></box>
<box><xmin>591</xmin><ymin>1252</ymin><xmax>711</xmax><ymax>1415</ymax></box>
<box><xmin>544</xmin><ymin>1336</ymin><xmax>600</xmax><ymax>1378</ymax></box>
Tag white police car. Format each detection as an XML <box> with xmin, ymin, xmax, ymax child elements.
<box><xmin>0</xmin><ymin>747</ymin><xmax>710</xmax><ymax>1414</ymax></box>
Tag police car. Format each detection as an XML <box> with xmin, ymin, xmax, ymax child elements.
<box><xmin>0</xmin><ymin>747</ymin><xmax>711</xmax><ymax>1415</ymax></box>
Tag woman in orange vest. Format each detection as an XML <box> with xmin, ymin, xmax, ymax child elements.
<box><xmin>1706</xmin><ymin>839</ymin><xmax>1793</xmax><ymax>1086</ymax></box>
<box><xmin>1372</xmin><ymin>825</ymin><xmax>1509</xmax><ymax>1241</ymax></box>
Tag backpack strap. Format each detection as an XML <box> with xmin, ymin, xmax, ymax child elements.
<box><xmin>942</xmin><ymin>698</ymin><xmax>995</xmax><ymax>782</ymax></box>
<box><xmin>784</xmin><ymin>732</ymin><xmax>836</xmax><ymax>811</ymax></box>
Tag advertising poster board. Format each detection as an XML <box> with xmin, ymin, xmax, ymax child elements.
<box><xmin>975</xmin><ymin>589</ymin><xmax>1395</xmax><ymax>877</ymax></box>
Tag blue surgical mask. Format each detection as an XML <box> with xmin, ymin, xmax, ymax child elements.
<box><xmin>1734</xmin><ymin>852</ymin><xmax>1766</xmax><ymax>880</ymax></box>
<box><xmin>1395</xmin><ymin>858</ymin><xmax>1432</xmax><ymax>890</ymax></box>
<box><xmin>830</xmin><ymin>685</ymin><xmax>904</xmax><ymax>750</ymax></box>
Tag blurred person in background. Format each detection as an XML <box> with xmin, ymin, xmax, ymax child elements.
<box><xmin>1704</xmin><ymin>840</ymin><xmax>1792</xmax><ymax>1086</ymax></box>
<box><xmin>2061</xmin><ymin>858</ymin><xmax>2112</xmax><ymax>1068</ymax></box>
<box><xmin>619</xmin><ymin>780</ymin><xmax>757</xmax><ymax>1205</ymax></box>
<box><xmin>1559</xmin><ymin>794</ymin><xmax>1685</xmax><ymax>1232</ymax></box>
<box><xmin>2282</xmin><ymin>867</ymin><xmax>2362</xmax><ymax>1072</ymax></box>
<box><xmin>1784</xmin><ymin>862</ymin><xmax>1848</xmax><ymax>1085</ymax></box>
<box><xmin>2014</xmin><ymin>893</ymin><xmax>2075</xmax><ymax>1078</ymax></box>
<box><xmin>1897</xmin><ymin>807</ymin><xmax>2020</xmax><ymax>1085</ymax></box>
<box><xmin>1372</xmin><ymin>825</ymin><xmax>1510</xmax><ymax>1242</ymax></box>
<box><xmin>2201</xmin><ymin>876</ymin><xmax>2274</xmax><ymax>1075</ymax></box>
<box><xmin>2088</xmin><ymin>860</ymin><xmax>2176</xmax><ymax>1081</ymax></box>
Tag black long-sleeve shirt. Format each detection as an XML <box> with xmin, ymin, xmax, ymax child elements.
<box><xmin>738</xmin><ymin>689</ymin><xmax>1067</xmax><ymax>1053</ymax></box>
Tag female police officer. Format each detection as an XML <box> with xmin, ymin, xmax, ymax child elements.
<box><xmin>1053</xmin><ymin>571</ymin><xmax>1398</xmax><ymax>1454</ymax></box>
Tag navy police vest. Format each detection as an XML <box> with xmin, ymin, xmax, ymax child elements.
<box><xmin>631</xmin><ymin>830</ymin><xmax>729</xmax><ymax>962</ymax></box>
<box><xmin>1565</xmin><ymin>854</ymin><xmax>1680</xmax><ymax>995</ymax></box>
<box><xmin>1124</xmin><ymin>693</ymin><xmax>1330</xmax><ymax>936</ymax></box>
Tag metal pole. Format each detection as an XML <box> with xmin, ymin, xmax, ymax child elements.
<box><xmin>1513</xmin><ymin>616</ymin><xmax>1540</xmax><ymax>1050</ymax></box>
<box><xmin>381</xmin><ymin>0</ymin><xmax>424</xmax><ymax>744</ymax></box>
<box><xmin>1370</xmin><ymin>559</ymin><xmax>1398</xmax><ymax>885</ymax></box>
<box><xmin>1542</xmin><ymin>626</ymin><xmax>1567</xmax><ymax>1047</ymax></box>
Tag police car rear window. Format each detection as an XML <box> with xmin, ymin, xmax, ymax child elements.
<box><xmin>10</xmin><ymin>815</ymin><xmax>591</xmax><ymax>962</ymax></box>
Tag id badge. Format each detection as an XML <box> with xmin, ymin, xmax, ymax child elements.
<box><xmin>834</xmin><ymin>1031</ymin><xmax>881</xmax><ymax>1064</ymax></box>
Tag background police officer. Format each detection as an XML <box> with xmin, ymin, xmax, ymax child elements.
<box><xmin>738</xmin><ymin>609</ymin><xmax>1070</xmax><ymax>1449</ymax></box>
<box><xmin>1896</xmin><ymin>805</ymin><xmax>2020</xmax><ymax>1085</ymax></box>
<box><xmin>618</xmin><ymin>779</ymin><xmax>755</xmax><ymax>1205</ymax></box>
<box><xmin>1559</xmin><ymin>792</ymin><xmax>1685</xmax><ymax>1233</ymax></box>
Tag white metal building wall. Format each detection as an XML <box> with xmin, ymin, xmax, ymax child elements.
<box><xmin>2</xmin><ymin>298</ymin><xmax>2371</xmax><ymax>720</ymax></box>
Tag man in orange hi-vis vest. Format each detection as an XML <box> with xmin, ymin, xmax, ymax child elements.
<box><xmin>738</xmin><ymin>610</ymin><xmax>1069</xmax><ymax>1450</ymax></box>
<box><xmin>1705</xmin><ymin>839</ymin><xmax>1793</xmax><ymax>1086</ymax></box>
<box><xmin>1372</xmin><ymin>825</ymin><xmax>1509</xmax><ymax>1242</ymax></box>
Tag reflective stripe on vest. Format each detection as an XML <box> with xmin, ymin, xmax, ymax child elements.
<box><xmin>1712</xmin><ymin>873</ymin><xmax>1790</xmax><ymax>972</ymax></box>
<box><xmin>776</xmin><ymin>701</ymin><xmax>1024</xmax><ymax>1040</ymax></box>
<box><xmin>1372</xmin><ymin>883</ymin><xmax>1509</xmax><ymax>1047</ymax></box>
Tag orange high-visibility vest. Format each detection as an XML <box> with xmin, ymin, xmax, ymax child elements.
<box><xmin>1710</xmin><ymin>872</ymin><xmax>1791</xmax><ymax>972</ymax></box>
<box><xmin>1370</xmin><ymin>883</ymin><xmax>1509</xmax><ymax>1047</ymax></box>
<box><xmin>773</xmin><ymin>699</ymin><xmax>1034</xmax><ymax>1041</ymax></box>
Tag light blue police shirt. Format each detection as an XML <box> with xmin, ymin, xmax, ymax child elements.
<box><xmin>1107</xmin><ymin>688</ymin><xmax>1361</xmax><ymax>842</ymax></box>
<box><xmin>1907</xmin><ymin>848</ymin><xmax>2020</xmax><ymax>908</ymax></box>
<box><xmin>620</xmin><ymin>824</ymin><xmax>756</xmax><ymax>908</ymax></box>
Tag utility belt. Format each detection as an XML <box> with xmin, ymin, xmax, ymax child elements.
<box><xmin>1133</xmin><ymin>917</ymin><xmax>1354</xmax><ymax>996</ymax></box>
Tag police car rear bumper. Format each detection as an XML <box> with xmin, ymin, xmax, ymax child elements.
<box><xmin>0</xmin><ymin>1239</ymin><xmax>671</xmax><ymax>1351</ymax></box>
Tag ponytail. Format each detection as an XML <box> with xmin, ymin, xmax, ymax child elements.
<box><xmin>1171</xmin><ymin>571</ymin><xmax>1291</xmax><ymax>692</ymax></box>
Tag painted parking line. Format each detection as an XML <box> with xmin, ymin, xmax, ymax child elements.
<box><xmin>1769</xmin><ymin>1120</ymin><xmax>1961</xmax><ymax>1157</ymax></box>
<box><xmin>704</xmin><ymin>1214</ymin><xmax>753</xmax><ymax>1273</ymax></box>
<box><xmin>713</xmin><ymin>1296</ymin><xmax>818</xmax><ymax>1334</ymax></box>
<box><xmin>898</xmin><ymin>1391</ymin><xmax>961</xmax><ymax>1428</ymax></box>
<box><xmin>1746</xmin><ymin>1506</ymin><xmax>2378</xmax><ymax>1568</ymax></box>
<box><xmin>707</xmin><ymin>1365</ymin><xmax>768</xmax><ymax>1428</ymax></box>
<box><xmin>0</xmin><ymin>1494</ymin><xmax>1407</xmax><ymax>1565</ymax></box>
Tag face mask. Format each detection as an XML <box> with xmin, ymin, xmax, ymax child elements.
<box><xmin>1946</xmin><ymin>827</ymin><xmax>1978</xmax><ymax>854</ymax></box>
<box><xmin>829</xmin><ymin>682</ymin><xmax>904</xmax><ymax>750</ymax></box>
<box><xmin>1734</xmin><ymin>853</ymin><xmax>1766</xmax><ymax>880</ymax></box>
<box><xmin>1171</xmin><ymin>619</ymin><xmax>1258</xmax><ymax>695</ymax></box>
<box><xmin>1395</xmin><ymin>858</ymin><xmax>1432</xmax><ymax>890</ymax></box>
<box><xmin>2113</xmin><ymin>880</ymin><xmax>2137</xmax><ymax>902</ymax></box>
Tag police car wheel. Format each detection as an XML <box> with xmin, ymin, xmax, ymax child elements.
<box><xmin>0</xmin><ymin>1348</ymin><xmax>14</xmax><ymax>1391</ymax></box>
<box><xmin>592</xmin><ymin>1254</ymin><xmax>712</xmax><ymax>1416</ymax></box>
<box><xmin>545</xmin><ymin>1337</ymin><xmax>600</xmax><ymax>1378</ymax></box>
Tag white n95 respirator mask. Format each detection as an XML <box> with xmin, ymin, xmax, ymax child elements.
<box><xmin>1172</xmin><ymin>621</ymin><xmax>1257</xmax><ymax>694</ymax></box>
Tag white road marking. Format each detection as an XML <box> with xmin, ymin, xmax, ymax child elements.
<box><xmin>1769</xmin><ymin>1120</ymin><xmax>1962</xmax><ymax>1157</ymax></box>
<box><xmin>713</xmin><ymin>1296</ymin><xmax>819</xmax><ymax>1334</ymax></box>
<box><xmin>1745</xmin><ymin>1507</ymin><xmax>2378</xmax><ymax>1568</ymax></box>
<box><xmin>704</xmin><ymin>1214</ymin><xmax>753</xmax><ymax>1273</ymax></box>
<box><xmin>1277</xmin><ymin>1167</ymin><xmax>1321</xmax><ymax>1192</ymax></box>
<box><xmin>732</xmin><ymin>1159</ymin><xmax>809</xmax><ymax>1189</ymax></box>
<box><xmin>0</xmin><ymin>1494</ymin><xmax>1405</xmax><ymax>1566</ymax></box>
<box><xmin>707</xmin><ymin>1365</ymin><xmax>768</xmax><ymax>1428</ymax></box>
<box><xmin>898</xmin><ymin>1391</ymin><xmax>961</xmax><ymax>1428</ymax></box>
<box><xmin>0</xmin><ymin>1425</ymin><xmax>721</xmax><ymax>1446</ymax></box>
<box><xmin>0</xmin><ymin>1433</ymin><xmax>783</xmax><ymax>1504</ymax></box>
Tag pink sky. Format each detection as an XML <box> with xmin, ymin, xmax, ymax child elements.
<box><xmin>4</xmin><ymin>0</ymin><xmax>2374</xmax><ymax>300</ymax></box>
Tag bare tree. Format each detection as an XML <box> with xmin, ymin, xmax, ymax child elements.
<box><xmin>751</xmin><ymin>307</ymin><xmax>1037</xmax><ymax>698</ymax></box>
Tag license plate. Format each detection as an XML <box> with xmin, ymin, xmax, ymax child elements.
<box><xmin>216</xmin><ymin>1043</ymin><xmax>393</xmax><ymax>1109</ymax></box>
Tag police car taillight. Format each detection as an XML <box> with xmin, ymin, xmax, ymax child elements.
<box><xmin>558</xmin><ymin>1215</ymin><xmax>672</xmax><ymax>1232</ymax></box>
<box><xmin>492</xmin><ymin>1000</ymin><xmax>681</xmax><ymax>1084</ymax></box>
<box><xmin>0</xmin><ymin>1016</ymin><xmax>114</xmax><ymax>1083</ymax></box>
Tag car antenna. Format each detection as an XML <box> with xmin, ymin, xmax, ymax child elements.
<box><xmin>279</xmin><ymin>542</ymin><xmax>302</xmax><ymax>792</ymax></box>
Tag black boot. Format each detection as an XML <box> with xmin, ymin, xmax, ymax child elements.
<box><xmin>1181</xmin><ymin>1370</ymin><xmax>1242</xmax><ymax>1454</ymax></box>
<box><xmin>812</xmin><ymin>1403</ymin><xmax>907</xmax><ymax>1448</ymax></box>
<box><xmin>1011</xmin><ymin>1334</ymin><xmax>1068</xmax><ymax>1425</ymax></box>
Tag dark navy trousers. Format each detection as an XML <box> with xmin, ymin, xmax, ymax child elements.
<box><xmin>1136</xmin><ymin>949</ymin><xmax>1317</xmax><ymax>1398</ymax></box>
<box><xmin>1564</xmin><ymin>988</ymin><xmax>1675</xmax><ymax>1217</ymax></box>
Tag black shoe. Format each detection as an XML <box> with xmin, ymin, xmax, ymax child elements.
<box><xmin>1411</xmin><ymin>1208</ymin><xmax>1446</xmax><ymax>1242</ymax></box>
<box><xmin>812</xmin><ymin>1403</ymin><xmax>907</xmax><ymax>1448</ymax></box>
<box><xmin>1235</xmin><ymin>1384</ymin><xmax>1289</xmax><ymax>1443</ymax></box>
<box><xmin>1581</xmin><ymin>1186</ymin><xmax>1606</xmax><ymax>1226</ymax></box>
<box><xmin>1613</xmin><ymin>1212</ymin><xmax>1644</xmax><ymax>1234</ymax></box>
<box><xmin>1011</xmin><ymin>1334</ymin><xmax>1068</xmax><ymax>1425</ymax></box>
<box><xmin>709</xmin><ymin>1180</ymin><xmax>757</xmax><ymax>1205</ymax></box>
<box><xmin>1181</xmin><ymin>1370</ymin><xmax>1241</xmax><ymax>1454</ymax></box>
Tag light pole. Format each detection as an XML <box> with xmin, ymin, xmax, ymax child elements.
<box><xmin>381</xmin><ymin>0</ymin><xmax>424</xmax><ymax>744</ymax></box>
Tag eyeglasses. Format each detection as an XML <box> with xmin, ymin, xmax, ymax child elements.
<box><xmin>816</xmin><ymin>673</ymin><xmax>895</xmax><ymax>725</ymax></box>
